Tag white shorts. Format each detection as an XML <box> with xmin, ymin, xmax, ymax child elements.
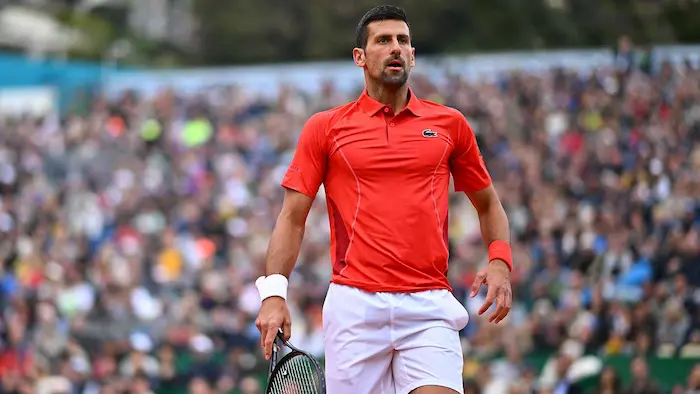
<box><xmin>322</xmin><ymin>283</ymin><xmax>470</xmax><ymax>394</ymax></box>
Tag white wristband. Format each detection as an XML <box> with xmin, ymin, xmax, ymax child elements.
<box><xmin>255</xmin><ymin>274</ymin><xmax>288</xmax><ymax>302</ymax></box>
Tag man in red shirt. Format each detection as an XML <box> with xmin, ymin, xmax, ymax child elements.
<box><xmin>256</xmin><ymin>5</ymin><xmax>513</xmax><ymax>394</ymax></box>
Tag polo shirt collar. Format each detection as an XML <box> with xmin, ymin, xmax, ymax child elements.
<box><xmin>356</xmin><ymin>87</ymin><xmax>424</xmax><ymax>117</ymax></box>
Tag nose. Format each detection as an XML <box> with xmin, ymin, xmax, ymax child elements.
<box><xmin>389</xmin><ymin>38</ymin><xmax>401</xmax><ymax>54</ymax></box>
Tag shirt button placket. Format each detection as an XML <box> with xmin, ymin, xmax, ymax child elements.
<box><xmin>383</xmin><ymin>107</ymin><xmax>392</xmax><ymax>143</ymax></box>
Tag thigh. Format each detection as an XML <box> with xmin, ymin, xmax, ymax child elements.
<box><xmin>392</xmin><ymin>325</ymin><xmax>465</xmax><ymax>394</ymax></box>
<box><xmin>323</xmin><ymin>284</ymin><xmax>396</xmax><ymax>394</ymax></box>
<box><xmin>390</xmin><ymin>290</ymin><xmax>468</xmax><ymax>394</ymax></box>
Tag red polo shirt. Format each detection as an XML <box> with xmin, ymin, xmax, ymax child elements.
<box><xmin>282</xmin><ymin>88</ymin><xmax>492</xmax><ymax>293</ymax></box>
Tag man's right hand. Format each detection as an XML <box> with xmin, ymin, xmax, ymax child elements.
<box><xmin>255</xmin><ymin>296</ymin><xmax>292</xmax><ymax>360</ymax></box>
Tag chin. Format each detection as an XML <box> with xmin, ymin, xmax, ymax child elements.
<box><xmin>380</xmin><ymin>74</ymin><xmax>409</xmax><ymax>87</ymax></box>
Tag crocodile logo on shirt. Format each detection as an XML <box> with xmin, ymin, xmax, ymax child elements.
<box><xmin>422</xmin><ymin>129</ymin><xmax>437</xmax><ymax>138</ymax></box>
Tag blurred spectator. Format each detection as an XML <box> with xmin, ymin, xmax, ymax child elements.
<box><xmin>239</xmin><ymin>376</ymin><xmax>262</xmax><ymax>394</ymax></box>
<box><xmin>624</xmin><ymin>357</ymin><xmax>662</xmax><ymax>394</ymax></box>
<box><xmin>463</xmin><ymin>379</ymin><xmax>481</xmax><ymax>394</ymax></box>
<box><xmin>595</xmin><ymin>365</ymin><xmax>623</xmax><ymax>394</ymax></box>
<box><xmin>546</xmin><ymin>353</ymin><xmax>584</xmax><ymax>394</ymax></box>
<box><xmin>686</xmin><ymin>364</ymin><xmax>700</xmax><ymax>393</ymax></box>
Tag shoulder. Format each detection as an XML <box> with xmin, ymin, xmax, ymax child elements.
<box><xmin>419</xmin><ymin>99</ymin><xmax>470</xmax><ymax>127</ymax></box>
<box><xmin>418</xmin><ymin>99</ymin><xmax>473</xmax><ymax>138</ymax></box>
<box><xmin>419</xmin><ymin>99</ymin><xmax>465</xmax><ymax>118</ymax></box>
<box><xmin>306</xmin><ymin>102</ymin><xmax>357</xmax><ymax>133</ymax></box>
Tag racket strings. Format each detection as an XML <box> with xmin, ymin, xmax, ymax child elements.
<box><xmin>268</xmin><ymin>354</ymin><xmax>323</xmax><ymax>394</ymax></box>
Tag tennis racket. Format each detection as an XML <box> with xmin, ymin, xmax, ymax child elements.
<box><xmin>266</xmin><ymin>329</ymin><xmax>326</xmax><ymax>394</ymax></box>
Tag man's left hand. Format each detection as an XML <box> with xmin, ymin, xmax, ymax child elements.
<box><xmin>470</xmin><ymin>259</ymin><xmax>512</xmax><ymax>324</ymax></box>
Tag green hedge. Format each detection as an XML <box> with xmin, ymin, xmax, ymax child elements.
<box><xmin>522</xmin><ymin>351</ymin><xmax>696</xmax><ymax>392</ymax></box>
<box><xmin>155</xmin><ymin>351</ymin><xmax>697</xmax><ymax>393</ymax></box>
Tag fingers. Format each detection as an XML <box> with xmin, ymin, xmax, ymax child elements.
<box><xmin>256</xmin><ymin>303</ymin><xmax>292</xmax><ymax>360</ymax></box>
<box><xmin>489</xmin><ymin>285</ymin><xmax>513</xmax><ymax>324</ymax></box>
<box><xmin>255</xmin><ymin>317</ymin><xmax>264</xmax><ymax>347</ymax></box>
<box><xmin>257</xmin><ymin>313</ymin><xmax>281</xmax><ymax>360</ymax></box>
<box><xmin>475</xmin><ymin>265</ymin><xmax>513</xmax><ymax>323</ymax></box>
<box><xmin>263</xmin><ymin>324</ymin><xmax>279</xmax><ymax>360</ymax></box>
<box><xmin>489</xmin><ymin>290</ymin><xmax>507</xmax><ymax>324</ymax></box>
<box><xmin>471</xmin><ymin>270</ymin><xmax>487</xmax><ymax>297</ymax></box>
<box><xmin>488</xmin><ymin>291</ymin><xmax>505</xmax><ymax>323</ymax></box>
<box><xmin>478</xmin><ymin>284</ymin><xmax>497</xmax><ymax>316</ymax></box>
<box><xmin>283</xmin><ymin>318</ymin><xmax>292</xmax><ymax>341</ymax></box>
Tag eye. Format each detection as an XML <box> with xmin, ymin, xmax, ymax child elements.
<box><xmin>378</xmin><ymin>37</ymin><xmax>389</xmax><ymax>43</ymax></box>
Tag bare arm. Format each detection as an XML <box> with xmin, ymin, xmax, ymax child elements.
<box><xmin>265</xmin><ymin>187</ymin><xmax>315</xmax><ymax>277</ymax></box>
<box><xmin>466</xmin><ymin>184</ymin><xmax>513</xmax><ymax>324</ymax></box>
<box><xmin>256</xmin><ymin>112</ymin><xmax>327</xmax><ymax>355</ymax></box>
<box><xmin>465</xmin><ymin>184</ymin><xmax>511</xmax><ymax>270</ymax></box>
<box><xmin>256</xmin><ymin>187</ymin><xmax>315</xmax><ymax>357</ymax></box>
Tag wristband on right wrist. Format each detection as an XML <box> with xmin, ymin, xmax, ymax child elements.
<box><xmin>255</xmin><ymin>274</ymin><xmax>289</xmax><ymax>302</ymax></box>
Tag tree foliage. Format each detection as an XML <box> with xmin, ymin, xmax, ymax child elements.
<box><xmin>193</xmin><ymin>0</ymin><xmax>700</xmax><ymax>65</ymax></box>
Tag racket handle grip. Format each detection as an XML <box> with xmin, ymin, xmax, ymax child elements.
<box><xmin>268</xmin><ymin>328</ymin><xmax>286</xmax><ymax>378</ymax></box>
<box><xmin>268</xmin><ymin>342</ymin><xmax>278</xmax><ymax>378</ymax></box>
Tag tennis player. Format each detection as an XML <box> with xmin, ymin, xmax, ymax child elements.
<box><xmin>255</xmin><ymin>5</ymin><xmax>513</xmax><ymax>394</ymax></box>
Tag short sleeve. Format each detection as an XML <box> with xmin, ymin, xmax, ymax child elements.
<box><xmin>449</xmin><ymin>113</ymin><xmax>492</xmax><ymax>193</ymax></box>
<box><xmin>281</xmin><ymin>113</ymin><xmax>328</xmax><ymax>198</ymax></box>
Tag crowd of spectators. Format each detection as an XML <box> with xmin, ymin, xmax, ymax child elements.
<box><xmin>0</xmin><ymin>51</ymin><xmax>698</xmax><ymax>394</ymax></box>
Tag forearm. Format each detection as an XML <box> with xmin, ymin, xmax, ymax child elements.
<box><xmin>265</xmin><ymin>214</ymin><xmax>306</xmax><ymax>277</ymax></box>
<box><xmin>475</xmin><ymin>198</ymin><xmax>510</xmax><ymax>246</ymax></box>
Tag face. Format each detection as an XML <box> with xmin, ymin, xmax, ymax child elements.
<box><xmin>353</xmin><ymin>19</ymin><xmax>415</xmax><ymax>88</ymax></box>
<box><xmin>631</xmin><ymin>358</ymin><xmax>648</xmax><ymax>379</ymax></box>
<box><xmin>601</xmin><ymin>367</ymin><xmax>616</xmax><ymax>384</ymax></box>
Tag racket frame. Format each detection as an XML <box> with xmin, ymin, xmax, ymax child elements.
<box><xmin>266</xmin><ymin>330</ymin><xmax>327</xmax><ymax>394</ymax></box>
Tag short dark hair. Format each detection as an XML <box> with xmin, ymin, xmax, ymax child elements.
<box><xmin>355</xmin><ymin>5</ymin><xmax>410</xmax><ymax>49</ymax></box>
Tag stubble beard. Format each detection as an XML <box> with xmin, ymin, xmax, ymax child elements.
<box><xmin>379</xmin><ymin>67</ymin><xmax>409</xmax><ymax>88</ymax></box>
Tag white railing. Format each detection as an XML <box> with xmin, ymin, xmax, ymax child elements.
<box><xmin>102</xmin><ymin>44</ymin><xmax>700</xmax><ymax>99</ymax></box>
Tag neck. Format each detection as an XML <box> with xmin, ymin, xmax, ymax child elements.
<box><xmin>366</xmin><ymin>82</ymin><xmax>409</xmax><ymax>112</ymax></box>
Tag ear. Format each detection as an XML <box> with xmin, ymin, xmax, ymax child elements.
<box><xmin>410</xmin><ymin>47</ymin><xmax>415</xmax><ymax>68</ymax></box>
<box><xmin>352</xmin><ymin>47</ymin><xmax>366</xmax><ymax>68</ymax></box>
